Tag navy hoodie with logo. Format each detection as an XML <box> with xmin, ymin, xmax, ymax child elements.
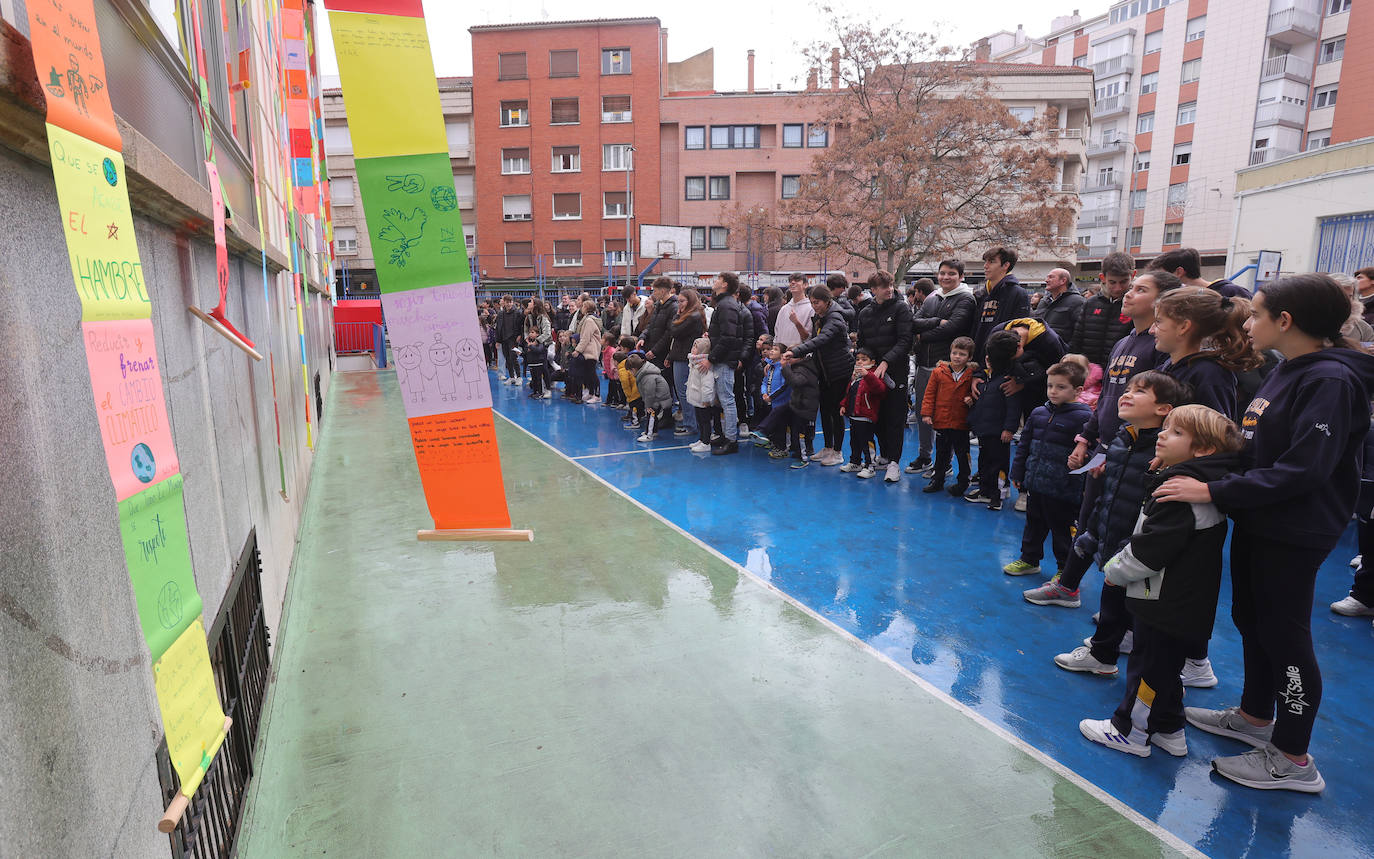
<box><xmin>973</xmin><ymin>274</ymin><xmax>1029</xmax><ymax>360</ymax></box>
<box><xmin>1079</xmin><ymin>327</ymin><xmax>1167</xmax><ymax>454</ymax></box>
<box><xmin>1161</xmin><ymin>351</ymin><xmax>1238</xmax><ymax>420</ymax></box>
<box><xmin>1209</xmin><ymin>349</ymin><xmax>1374</xmax><ymax>548</ymax></box>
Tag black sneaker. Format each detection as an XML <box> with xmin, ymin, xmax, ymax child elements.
<box><xmin>711</xmin><ymin>441</ymin><xmax>740</xmax><ymax>456</ymax></box>
<box><xmin>963</xmin><ymin>490</ymin><xmax>992</xmax><ymax>504</ymax></box>
<box><xmin>709</xmin><ymin>435</ymin><xmax>726</xmax><ymax>447</ymax></box>
<box><xmin>673</xmin><ymin>426</ymin><xmax>692</xmax><ymax>436</ymax></box>
<box><xmin>904</xmin><ymin>456</ymin><xmax>931</xmax><ymax>474</ymax></box>
<box><xmin>987</xmin><ymin>497</ymin><xmax>1003</xmax><ymax>511</ymax></box>
<box><xmin>922</xmin><ymin>479</ymin><xmax>945</xmax><ymax>494</ymax></box>
<box><xmin>947</xmin><ymin>480</ymin><xmax>969</xmax><ymax>497</ymax></box>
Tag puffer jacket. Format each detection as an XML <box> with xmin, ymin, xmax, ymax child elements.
<box><xmin>746</xmin><ymin>298</ymin><xmax>770</xmax><ymax>337</ymax></box>
<box><xmin>1162</xmin><ymin>351</ymin><xmax>1237</xmax><ymax>420</ymax></box>
<box><xmin>843</xmin><ymin>370</ymin><xmax>888</xmax><ymax>421</ymax></box>
<box><xmin>789</xmin><ymin>305</ymin><xmax>853</xmax><ymax>386</ymax></box>
<box><xmin>762</xmin><ymin>359</ymin><xmax>790</xmax><ymax>408</ymax></box>
<box><xmin>635</xmin><ymin>362</ymin><xmax>673</xmax><ymax>412</ymax></box>
<box><xmin>1034</xmin><ymin>287</ymin><xmax>1085</xmax><ymax>343</ymax></box>
<box><xmin>968</xmin><ymin>369</ymin><xmax>1024</xmax><ymax>438</ymax></box>
<box><xmin>783</xmin><ymin>355</ymin><xmax>822</xmax><ymax>421</ymax></box>
<box><xmin>575</xmin><ymin>315</ymin><xmax>602</xmax><ymax>359</ymax></box>
<box><xmin>1070</xmin><ymin>293</ymin><xmax>1132</xmax><ymax>368</ymax></box>
<box><xmin>833</xmin><ymin>295</ymin><xmax>857</xmax><ymax>328</ymax></box>
<box><xmin>685</xmin><ymin>354</ymin><xmax>717</xmax><ymax>407</ymax></box>
<box><xmin>1074</xmin><ymin>425</ymin><xmax>1162</xmax><ymax>568</ymax></box>
<box><xmin>707</xmin><ymin>294</ymin><xmax>748</xmax><ymax>365</ymax></box>
<box><xmin>643</xmin><ymin>295</ymin><xmax>679</xmax><ymax>362</ymax></box>
<box><xmin>666</xmin><ymin>312</ymin><xmax>705</xmax><ymax>363</ymax></box>
<box><xmin>1010</xmin><ymin>400</ymin><xmax>1093</xmax><ymax>502</ymax></box>
<box><xmin>855</xmin><ymin>297</ymin><xmax>914</xmax><ymax>384</ymax></box>
<box><xmin>913</xmin><ymin>285</ymin><xmax>977</xmax><ymax>367</ymax></box>
<box><xmin>1104</xmin><ymin>452</ymin><xmax>1239</xmax><ymax>641</ymax></box>
<box><xmin>1003</xmin><ymin>318</ymin><xmax>1067</xmax><ymax>390</ymax></box>
<box><xmin>618</xmin><ymin>361</ymin><xmax>640</xmax><ymax>401</ymax></box>
<box><xmin>921</xmin><ymin>361</ymin><xmax>975</xmax><ymax>430</ymax></box>
<box><xmin>495</xmin><ymin>306</ymin><xmax>524</xmax><ymax>344</ymax></box>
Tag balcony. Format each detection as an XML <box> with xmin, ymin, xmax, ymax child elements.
<box><xmin>1080</xmin><ymin>208</ymin><xmax>1120</xmax><ymax>227</ymax></box>
<box><xmin>1084</xmin><ymin>177</ymin><xmax>1123</xmax><ymax>192</ymax></box>
<box><xmin>1080</xmin><ymin>244</ymin><xmax>1120</xmax><ymax>259</ymax></box>
<box><xmin>1248</xmin><ymin>146</ymin><xmax>1299</xmax><ymax>165</ymax></box>
<box><xmin>1093</xmin><ymin>94</ymin><xmax>1129</xmax><ymax>120</ymax></box>
<box><xmin>1092</xmin><ymin>54</ymin><xmax>1136</xmax><ymax>79</ymax></box>
<box><xmin>1266</xmin><ymin>6</ymin><xmax>1320</xmax><ymax>41</ymax></box>
<box><xmin>1051</xmin><ymin>183</ymin><xmax>1078</xmax><ymax>193</ymax></box>
<box><xmin>1046</xmin><ymin>128</ymin><xmax>1085</xmax><ymax>139</ymax></box>
<box><xmin>1260</xmin><ymin>53</ymin><xmax>1313</xmax><ymax>83</ymax></box>
<box><xmin>1254</xmin><ymin>100</ymin><xmax>1308</xmax><ymax>128</ymax></box>
<box><xmin>1086</xmin><ymin>136</ymin><xmax>1128</xmax><ymax>157</ymax></box>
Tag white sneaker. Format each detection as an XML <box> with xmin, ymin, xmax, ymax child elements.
<box><xmin>688</xmin><ymin>441</ymin><xmax>711</xmax><ymax>453</ymax></box>
<box><xmin>636</xmin><ymin>433</ymin><xmax>654</xmax><ymax>442</ymax></box>
<box><xmin>738</xmin><ymin>422</ymin><xmax>749</xmax><ymax>436</ymax></box>
<box><xmin>583</xmin><ymin>394</ymin><xmax>599</xmax><ymax>404</ymax></box>
<box><xmin>1082</xmin><ymin>630</ymin><xmax>1132</xmax><ymax>655</ymax></box>
<box><xmin>820</xmin><ymin>451</ymin><xmax>845</xmax><ymax>467</ymax></box>
<box><xmin>1351</xmin><ymin>554</ymin><xmax>1362</xmax><ymax>568</ymax></box>
<box><xmin>874</xmin><ymin>456</ymin><xmax>891</xmax><ymax>467</ymax></box>
<box><xmin>1079</xmin><ymin>718</ymin><xmax>1150</xmax><ymax>757</ymax></box>
<box><xmin>1180</xmin><ymin>657</ymin><xmax>1218</xmax><ymax>688</ymax></box>
<box><xmin>815</xmin><ymin>447</ymin><xmax>835</xmax><ymax>462</ymax></box>
<box><xmin>857</xmin><ymin>466</ymin><xmax>876</xmax><ymax>479</ymax></box>
<box><xmin>1055</xmin><ymin>646</ymin><xmax>1118</xmax><ymax>676</ymax></box>
<box><xmin>542</xmin><ymin>391</ymin><xmax>552</xmax><ymax>399</ymax></box>
<box><xmin>1150</xmin><ymin>729</ymin><xmax>1188</xmax><ymax>757</ymax></box>
<box><xmin>1013</xmin><ymin>493</ymin><xmax>1028</xmax><ymax>512</ymax></box>
<box><xmin>839</xmin><ymin>462</ymin><xmax>862</xmax><ymax>473</ymax></box>
<box><xmin>1330</xmin><ymin>595</ymin><xmax>1374</xmax><ymax>616</ymax></box>
<box><xmin>884</xmin><ymin>462</ymin><xmax>901</xmax><ymax>483</ymax></box>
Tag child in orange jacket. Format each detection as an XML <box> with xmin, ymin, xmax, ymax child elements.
<box><xmin>921</xmin><ymin>336</ymin><xmax>978</xmax><ymax>495</ymax></box>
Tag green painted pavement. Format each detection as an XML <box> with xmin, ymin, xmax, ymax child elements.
<box><xmin>235</xmin><ymin>372</ymin><xmax>1187</xmax><ymax>858</ymax></box>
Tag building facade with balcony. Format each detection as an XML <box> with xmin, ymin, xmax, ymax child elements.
<box><xmin>980</xmin><ymin>0</ymin><xmax>1367</xmax><ymax>272</ymax></box>
<box><xmin>470</xmin><ymin>18</ymin><xmax>663</xmax><ymax>289</ymax></box>
<box><xmin>323</xmin><ymin>77</ymin><xmax>475</xmax><ymax>296</ymax></box>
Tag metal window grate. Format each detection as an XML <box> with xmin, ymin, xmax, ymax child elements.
<box><xmin>158</xmin><ymin>529</ymin><xmax>272</xmax><ymax>858</ymax></box>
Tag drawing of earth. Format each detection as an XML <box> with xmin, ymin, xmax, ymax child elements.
<box><xmin>103</xmin><ymin>157</ymin><xmax>118</xmax><ymax>187</ymax></box>
<box><xmin>157</xmin><ymin>581</ymin><xmax>183</xmax><ymax>629</ymax></box>
<box><xmin>131</xmin><ymin>443</ymin><xmax>156</xmax><ymax>483</ymax></box>
<box><xmin>430</xmin><ymin>185</ymin><xmax>457</xmax><ymax>212</ymax></box>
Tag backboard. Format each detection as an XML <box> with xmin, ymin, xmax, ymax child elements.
<box><xmin>639</xmin><ymin>224</ymin><xmax>692</xmax><ymax>260</ymax></box>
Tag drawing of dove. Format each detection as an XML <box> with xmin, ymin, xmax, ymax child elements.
<box><xmin>378</xmin><ymin>207</ymin><xmax>427</xmax><ymax>267</ymax></box>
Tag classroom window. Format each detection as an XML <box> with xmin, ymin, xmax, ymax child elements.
<box><xmin>782</xmin><ymin>175</ymin><xmax>801</xmax><ymax>199</ymax></box>
<box><xmin>498</xmin><ymin>52</ymin><xmax>527</xmax><ymax>80</ymax></box>
<box><xmin>601</xmin><ymin>95</ymin><xmax>631</xmax><ymax>122</ymax></box>
<box><xmin>602</xmin><ymin>48</ymin><xmax>631</xmax><ymax>74</ymax></box>
<box><xmin>709</xmin><ymin>227</ymin><xmax>729</xmax><ymax>250</ymax></box>
<box><xmin>1180</xmin><ymin>59</ymin><xmax>1201</xmax><ymax>84</ymax></box>
<box><xmin>549</xmin><ymin>49</ymin><xmax>578</xmax><ymax>78</ymax></box>
<box><xmin>505</xmin><ymin>241</ymin><xmax>534</xmax><ymax>267</ymax></box>
<box><xmin>604</xmin><ymin>240</ymin><xmax>628</xmax><ymax>265</ymax></box>
<box><xmin>1173</xmin><ymin>141</ymin><xmax>1192</xmax><ymax>166</ymax></box>
<box><xmin>502</xmin><ymin>195</ymin><xmax>532</xmax><ymax>221</ymax></box>
<box><xmin>501</xmin><ymin>148</ymin><xmax>530</xmax><ymax>174</ymax></box>
<box><xmin>782</xmin><ymin>124</ymin><xmax>804</xmax><ymax>147</ymax></box>
<box><xmin>804</xmin><ymin>227</ymin><xmax>825</xmax><ymax>249</ymax></box>
<box><xmin>685</xmin><ymin>126</ymin><xmax>705</xmax><ymax>149</ymax></box>
<box><xmin>711</xmin><ymin>125</ymin><xmax>760</xmax><ymax>149</ymax></box>
<box><xmin>552</xmin><ymin>193</ymin><xmax>580</xmax><ymax>220</ymax></box>
<box><xmin>553</xmin><ymin>240</ymin><xmax>582</xmax><ymax>266</ymax></box>
<box><xmin>1177</xmin><ymin>101</ymin><xmax>1197</xmax><ymax>125</ymax></box>
<box><xmin>551</xmin><ymin>146</ymin><xmax>580</xmax><ymax>173</ymax></box>
<box><xmin>1163</xmin><ymin>223</ymin><xmax>1183</xmax><ymax>244</ymax></box>
<box><xmin>685</xmin><ymin>176</ymin><xmax>706</xmax><ymax>200</ymax></box>
<box><xmin>1314</xmin><ymin>85</ymin><xmax>1338</xmax><ymax>108</ymax></box>
<box><xmin>708</xmin><ymin>176</ymin><xmax>731</xmax><ymax>200</ymax></box>
<box><xmin>550</xmin><ymin>97</ymin><xmax>579</xmax><ymax>124</ymax></box>
<box><xmin>604</xmin><ymin>192</ymin><xmax>633</xmax><ymax>218</ymax></box>
<box><xmin>780</xmin><ymin>229</ymin><xmax>802</xmax><ymax>250</ymax></box>
<box><xmin>690</xmin><ymin>227</ymin><xmax>706</xmax><ymax>250</ymax></box>
<box><xmin>500</xmin><ymin>100</ymin><xmax>528</xmax><ymax>127</ymax></box>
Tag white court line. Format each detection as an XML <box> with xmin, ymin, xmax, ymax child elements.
<box><xmin>572</xmin><ymin>445</ymin><xmax>694</xmax><ymax>460</ymax></box>
<box><xmin>494</xmin><ymin>410</ymin><xmax>1207</xmax><ymax>859</ymax></box>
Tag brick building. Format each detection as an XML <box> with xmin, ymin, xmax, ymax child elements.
<box><xmin>470</xmin><ymin>18</ymin><xmax>663</xmax><ymax>289</ymax></box>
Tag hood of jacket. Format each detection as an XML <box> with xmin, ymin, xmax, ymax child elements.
<box><xmin>1004</xmin><ymin>317</ymin><xmax>1047</xmax><ymax>342</ymax></box>
<box><xmin>1146</xmin><ymin>451</ymin><xmax>1242</xmax><ymax>493</ymax></box>
<box><xmin>1274</xmin><ymin>346</ymin><xmax>1374</xmax><ymax>390</ymax></box>
<box><xmin>635</xmin><ymin>362</ymin><xmax>664</xmax><ymax>381</ymax></box>
<box><xmin>940</xmin><ymin>284</ymin><xmax>976</xmax><ymax>301</ymax></box>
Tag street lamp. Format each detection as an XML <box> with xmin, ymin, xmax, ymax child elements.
<box><xmin>625</xmin><ymin>145</ymin><xmax>635</xmax><ymax>292</ymax></box>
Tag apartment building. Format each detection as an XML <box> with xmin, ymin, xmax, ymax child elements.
<box><xmin>981</xmin><ymin>0</ymin><xmax>1367</xmax><ymax>270</ymax></box>
<box><xmin>323</xmin><ymin>77</ymin><xmax>476</xmax><ymax>295</ymax></box>
<box><xmin>470</xmin><ymin>18</ymin><xmax>663</xmax><ymax>288</ymax></box>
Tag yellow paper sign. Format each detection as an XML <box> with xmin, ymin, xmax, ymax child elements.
<box><xmin>153</xmin><ymin>618</ymin><xmax>228</xmax><ymax>794</ymax></box>
<box><xmin>46</xmin><ymin>124</ymin><xmax>151</xmax><ymax>321</ymax></box>
<box><xmin>327</xmin><ymin>11</ymin><xmax>447</xmax><ymax>158</ymax></box>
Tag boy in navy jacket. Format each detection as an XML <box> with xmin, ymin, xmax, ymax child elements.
<box><xmin>967</xmin><ymin>330</ymin><xmax>1024</xmax><ymax>510</ymax></box>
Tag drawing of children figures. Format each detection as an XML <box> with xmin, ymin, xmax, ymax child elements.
<box><xmin>395</xmin><ymin>343</ymin><xmax>428</xmax><ymax>405</ymax></box>
<box><xmin>455</xmin><ymin>338</ymin><xmax>485</xmax><ymax>400</ymax></box>
<box><xmin>428</xmin><ymin>333</ymin><xmax>457</xmax><ymax>402</ymax></box>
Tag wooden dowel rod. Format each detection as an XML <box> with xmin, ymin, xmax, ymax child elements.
<box><xmin>157</xmin><ymin>716</ymin><xmax>233</xmax><ymax>833</ymax></box>
<box><xmin>188</xmin><ymin>305</ymin><xmax>264</xmax><ymax>361</ymax></box>
<box><xmin>417</xmin><ymin>529</ymin><xmax>534</xmax><ymax>542</ymax></box>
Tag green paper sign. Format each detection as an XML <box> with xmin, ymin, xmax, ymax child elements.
<box><xmin>117</xmin><ymin>474</ymin><xmax>203</xmax><ymax>662</ymax></box>
<box><xmin>354</xmin><ymin>152</ymin><xmax>470</xmax><ymax>292</ymax></box>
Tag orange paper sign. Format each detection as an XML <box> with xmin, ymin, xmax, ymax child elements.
<box><xmin>25</xmin><ymin>0</ymin><xmax>121</xmax><ymax>151</ymax></box>
<box><xmin>408</xmin><ymin>410</ymin><xmax>512</xmax><ymax>529</ymax></box>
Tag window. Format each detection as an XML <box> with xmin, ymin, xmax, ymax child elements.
<box><xmin>710</xmin><ymin>125</ymin><xmax>760</xmax><ymax>149</ymax></box>
<box><xmin>782</xmin><ymin>123</ymin><xmax>804</xmax><ymax>147</ymax></box>
<box><xmin>500</xmin><ymin>100</ymin><xmax>528</xmax><ymax>127</ymax></box>
<box><xmin>1077</xmin><ymin>235</ymin><xmax>1092</xmax><ymax>247</ymax></box>
<box><xmin>690</xmin><ymin>227</ymin><xmax>706</xmax><ymax>250</ymax></box>
<box><xmin>685</xmin><ymin>126</ymin><xmax>705</xmax><ymax>149</ymax></box>
<box><xmin>1330</xmin><ymin>0</ymin><xmax>1351</xmax><ymax>12</ymax></box>
<box><xmin>709</xmin><ymin>176</ymin><xmax>731</xmax><ymax>200</ymax></box>
<box><xmin>550</xmin><ymin>97</ymin><xmax>579</xmax><ymax>124</ymax></box>
<box><xmin>1131</xmin><ymin>189</ymin><xmax>1147</xmax><ymax>210</ymax></box>
<box><xmin>1173</xmin><ymin>141</ymin><xmax>1192</xmax><ymax>166</ymax></box>
<box><xmin>498</xmin><ymin>52</ymin><xmax>527</xmax><ymax>80</ymax></box>
<box><xmin>553</xmin><ymin>240</ymin><xmax>582</xmax><ymax>267</ymax></box>
<box><xmin>549</xmin><ymin>49</ymin><xmax>578</xmax><ymax>78</ymax></box>
<box><xmin>804</xmin><ymin>227</ymin><xmax>825</xmax><ymax>249</ymax></box>
<box><xmin>782</xmin><ymin>175</ymin><xmax>801</xmax><ymax>199</ymax></box>
<box><xmin>1128</xmin><ymin>226</ymin><xmax>1143</xmax><ymax>246</ymax></box>
<box><xmin>502</xmin><ymin>194</ymin><xmax>532</xmax><ymax>221</ymax></box>
<box><xmin>1135</xmin><ymin>150</ymin><xmax>1151</xmax><ymax>171</ymax></box>
<box><xmin>685</xmin><ymin>177</ymin><xmax>706</xmax><ymax>200</ymax></box>
<box><xmin>1180</xmin><ymin>59</ymin><xmax>1201</xmax><ymax>84</ymax></box>
<box><xmin>445</xmin><ymin>120</ymin><xmax>470</xmax><ymax>147</ymax></box>
<box><xmin>604</xmin><ymin>191</ymin><xmax>632</xmax><ymax>218</ymax></box>
<box><xmin>807</xmin><ymin>123</ymin><xmax>829</xmax><ymax>147</ymax></box>
<box><xmin>334</xmin><ymin>226</ymin><xmax>357</xmax><ymax>253</ymax></box>
<box><xmin>323</xmin><ymin>124</ymin><xmax>352</xmax><ymax>154</ymax></box>
<box><xmin>1307</xmin><ymin>131</ymin><xmax>1332</xmax><ymax>150</ymax></box>
<box><xmin>1320</xmin><ymin>37</ymin><xmax>1345</xmax><ymax>63</ymax></box>
<box><xmin>1073</xmin><ymin>55</ymin><xmax>1088</xmax><ymax>67</ymax></box>
<box><xmin>504</xmin><ymin>241</ymin><xmax>534</xmax><ymax>267</ymax></box>
<box><xmin>1144</xmin><ymin>30</ymin><xmax>1163</xmax><ymax>54</ymax></box>
<box><xmin>601</xmin><ymin>95</ymin><xmax>631</xmax><ymax>123</ymax></box>
<box><xmin>709</xmin><ymin>227</ymin><xmax>729</xmax><ymax>250</ymax></box>
<box><xmin>1163</xmin><ymin>223</ymin><xmax>1183</xmax><ymax>244</ymax></box>
<box><xmin>1186</xmin><ymin>16</ymin><xmax>1206</xmax><ymax>41</ymax></box>
<box><xmin>453</xmin><ymin>175</ymin><xmax>474</xmax><ymax>200</ymax></box>
<box><xmin>1167</xmin><ymin>183</ymin><xmax>1187</xmax><ymax>206</ymax></box>
<box><xmin>602</xmin><ymin>143</ymin><xmax>633</xmax><ymax>171</ymax></box>
<box><xmin>552</xmin><ymin>193</ymin><xmax>580</xmax><ymax>220</ymax></box>
<box><xmin>1137</xmin><ymin>112</ymin><xmax>1155</xmax><ymax>134</ymax></box>
<box><xmin>551</xmin><ymin>146</ymin><xmax>580</xmax><ymax>173</ymax></box>
<box><xmin>604</xmin><ymin>240</ymin><xmax>628</xmax><ymax>265</ymax></box>
<box><xmin>1139</xmin><ymin>72</ymin><xmax>1159</xmax><ymax>94</ymax></box>
<box><xmin>464</xmin><ymin>230</ymin><xmax>475</xmax><ymax>250</ymax></box>
<box><xmin>330</xmin><ymin>178</ymin><xmax>354</xmax><ymax>205</ymax></box>
<box><xmin>1007</xmin><ymin>106</ymin><xmax>1036</xmax><ymax>124</ymax></box>
<box><xmin>501</xmin><ymin>147</ymin><xmax>530</xmax><ymax>174</ymax></box>
<box><xmin>780</xmin><ymin>229</ymin><xmax>802</xmax><ymax>250</ymax></box>
<box><xmin>1314</xmin><ymin>85</ymin><xmax>1338</xmax><ymax>108</ymax></box>
<box><xmin>602</xmin><ymin>48</ymin><xmax>631</xmax><ymax>75</ymax></box>
<box><xmin>1177</xmin><ymin>101</ymin><xmax>1197</xmax><ymax>125</ymax></box>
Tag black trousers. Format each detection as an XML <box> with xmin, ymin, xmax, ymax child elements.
<box><xmin>1088</xmin><ymin>580</ymin><xmax>1132</xmax><ymax>666</ymax></box>
<box><xmin>527</xmin><ymin>363</ymin><xmax>545</xmax><ymax>396</ymax></box>
<box><xmin>790</xmin><ymin>412</ymin><xmax>815</xmax><ymax>456</ymax></box>
<box><xmin>1058</xmin><ymin>472</ymin><xmax>1105</xmax><ymax>591</ymax></box>
<box><xmin>932</xmin><ymin>428</ymin><xmax>970</xmax><ymax>482</ymax></box>
<box><xmin>501</xmin><ymin>339</ymin><xmax>520</xmax><ymax>378</ymax></box>
<box><xmin>642</xmin><ymin>407</ymin><xmax>673</xmax><ymax>435</ymax></box>
<box><xmin>848</xmin><ymin>420</ymin><xmax>877</xmax><ymax>465</ymax></box>
<box><xmin>1352</xmin><ymin>513</ymin><xmax>1374</xmax><ymax>605</ymax></box>
<box><xmin>818</xmin><ymin>381</ymin><xmax>845</xmax><ymax>452</ymax></box>
<box><xmin>1020</xmin><ymin>493</ymin><xmax>1078</xmax><ymax>569</ymax></box>
<box><xmin>759</xmin><ymin>404</ymin><xmax>791</xmax><ymax>448</ymax></box>
<box><xmin>876</xmin><ymin>381</ymin><xmax>908</xmax><ymax>463</ymax></box>
<box><xmin>1232</xmin><ymin>531</ymin><xmax>1332</xmax><ymax>756</ymax></box>
<box><xmin>580</xmin><ymin>357</ymin><xmax>600</xmax><ymax>399</ymax></box>
<box><xmin>694</xmin><ymin>406</ymin><xmax>718</xmax><ymax>444</ymax></box>
<box><xmin>975</xmin><ymin>435</ymin><xmax>1010</xmax><ymax>499</ymax></box>
<box><xmin>606</xmin><ymin>377</ymin><xmax>625</xmax><ymax>406</ymax></box>
<box><xmin>1111</xmin><ymin>619</ymin><xmax>1192</xmax><ymax>739</ymax></box>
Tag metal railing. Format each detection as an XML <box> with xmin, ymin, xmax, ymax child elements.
<box><xmin>1092</xmin><ymin>54</ymin><xmax>1135</xmax><ymax>78</ymax></box>
<box><xmin>1080</xmin><ymin>208</ymin><xmax>1120</xmax><ymax>227</ymax></box>
<box><xmin>1046</xmin><ymin>128</ymin><xmax>1085</xmax><ymax>139</ymax></box>
<box><xmin>335</xmin><ymin>321</ymin><xmax>378</xmax><ymax>354</ymax></box>
<box><xmin>1092</xmin><ymin>95</ymin><xmax>1128</xmax><ymax>118</ymax></box>
<box><xmin>1086</xmin><ymin>137</ymin><xmax>1127</xmax><ymax>157</ymax></box>
<box><xmin>1248</xmin><ymin>147</ymin><xmax>1299</xmax><ymax>166</ymax></box>
<box><xmin>1260</xmin><ymin>53</ymin><xmax>1313</xmax><ymax>81</ymax></box>
<box><xmin>1267</xmin><ymin>6</ymin><xmax>1321</xmax><ymax>39</ymax></box>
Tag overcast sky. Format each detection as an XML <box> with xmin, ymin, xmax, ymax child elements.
<box><xmin>315</xmin><ymin>0</ymin><xmax>1092</xmax><ymax>90</ymax></box>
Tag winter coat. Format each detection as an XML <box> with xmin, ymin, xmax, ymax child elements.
<box><xmin>783</xmin><ymin>356</ymin><xmax>821</xmax><ymax>421</ymax></box>
<box><xmin>494</xmin><ymin>306</ymin><xmax>524</xmax><ymax>343</ymax></box>
<box><xmin>601</xmin><ymin>345</ymin><xmax>617</xmax><ymax>377</ymax></box>
<box><xmin>1211</xmin><ymin>348</ymin><xmax>1374</xmax><ymax>548</ymax></box>
<box><xmin>1104</xmin><ymin>452</ymin><xmax>1239</xmax><ymax>641</ymax></box>
<box><xmin>843</xmin><ymin>370</ymin><xmax>888</xmax><ymax>422</ymax></box>
<box><xmin>973</xmin><ymin>275</ymin><xmax>1030</xmax><ymax>358</ymax></box>
<box><xmin>912</xmin><ymin>285</ymin><xmax>978</xmax><ymax>367</ymax></box>
<box><xmin>685</xmin><ymin>354</ymin><xmax>717</xmax><ymax>407</ymax></box>
<box><xmin>968</xmin><ymin>369</ymin><xmax>1025</xmax><ymax>438</ymax></box>
<box><xmin>833</xmin><ymin>295</ymin><xmax>857</xmax><ymax>328</ymax></box>
<box><xmin>1075</xmin><ymin>425</ymin><xmax>1162</xmax><ymax>568</ymax></box>
<box><xmin>746</xmin><ymin>298</ymin><xmax>770</xmax><ymax>337</ymax></box>
<box><xmin>552</xmin><ymin>306</ymin><xmax>572</xmax><ymax>332</ymax></box>
<box><xmin>707</xmin><ymin>294</ymin><xmax>748</xmax><ymax>365</ymax></box>
<box><xmin>1034</xmin><ymin>287</ymin><xmax>1085</xmax><ymax>344</ymax></box>
<box><xmin>1077</xmin><ymin>362</ymin><xmax>1104</xmax><ymax>409</ymax></box>
<box><xmin>1011</xmin><ymin>400</ymin><xmax>1093</xmax><ymax>502</ymax></box>
<box><xmin>1070</xmin><ymin>294</ymin><xmax>1132</xmax><ymax>369</ymax></box>
<box><xmin>635</xmin><ymin>362</ymin><xmax>673</xmax><ymax>412</ymax></box>
<box><xmin>1080</xmin><ymin>327</ymin><xmax>1165</xmax><ymax>453</ymax></box>
<box><xmin>643</xmin><ymin>295</ymin><xmax>679</xmax><ymax>362</ymax></box>
<box><xmin>762</xmin><ymin>359</ymin><xmax>790</xmax><ymax>408</ymax></box>
<box><xmin>620</xmin><ymin>300</ymin><xmax>649</xmax><ymax>338</ymax></box>
<box><xmin>1161</xmin><ymin>351</ymin><xmax>1237</xmax><ymax>420</ymax></box>
<box><xmin>524</xmin><ymin>313</ymin><xmax>552</xmax><ymax>344</ymax></box>
<box><xmin>1003</xmin><ymin>318</ymin><xmax>1067</xmax><ymax>391</ymax></box>
<box><xmin>618</xmin><ymin>361</ymin><xmax>640</xmax><ymax>402</ymax></box>
<box><xmin>666</xmin><ymin>311</ymin><xmax>706</xmax><ymax>363</ymax></box>
<box><xmin>789</xmin><ymin>305</ymin><xmax>854</xmax><ymax>386</ymax></box>
<box><xmin>921</xmin><ymin>361</ymin><xmax>976</xmax><ymax>430</ymax></box>
<box><xmin>855</xmin><ymin>297</ymin><xmax>915</xmax><ymax>385</ymax></box>
<box><xmin>575</xmin><ymin>315</ymin><xmax>602</xmax><ymax>359</ymax></box>
<box><xmin>1207</xmin><ymin>278</ymin><xmax>1247</xmax><ymax>299</ymax></box>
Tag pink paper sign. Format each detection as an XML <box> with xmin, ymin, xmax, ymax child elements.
<box><xmin>381</xmin><ymin>283</ymin><xmax>491</xmax><ymax>418</ymax></box>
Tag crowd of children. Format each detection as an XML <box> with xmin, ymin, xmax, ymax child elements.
<box><xmin>476</xmin><ymin>251</ymin><xmax>1374</xmax><ymax>795</ymax></box>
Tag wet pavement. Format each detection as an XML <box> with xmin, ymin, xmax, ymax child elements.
<box><xmin>237</xmin><ymin>371</ymin><xmax>1197</xmax><ymax>857</ymax></box>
